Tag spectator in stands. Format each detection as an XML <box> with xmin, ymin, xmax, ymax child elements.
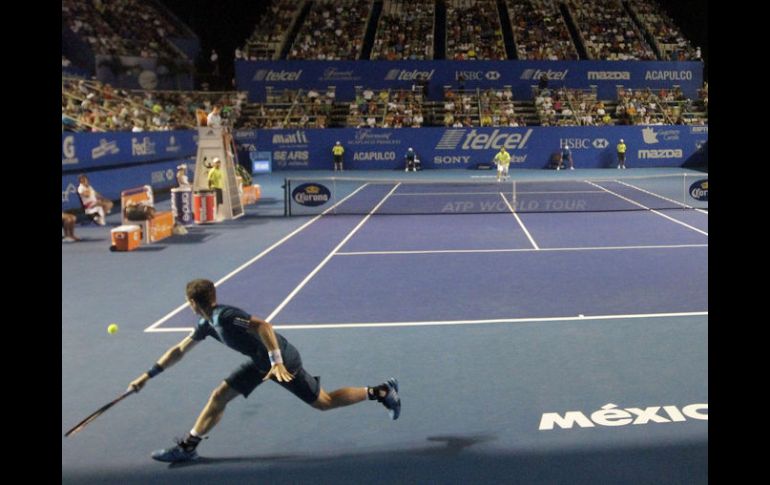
<box><xmin>207</xmin><ymin>105</ymin><xmax>222</xmax><ymax>128</ymax></box>
<box><xmin>616</xmin><ymin>139</ymin><xmax>627</xmax><ymax>169</ymax></box>
<box><xmin>62</xmin><ymin>212</ymin><xmax>80</xmax><ymax>242</ymax></box>
<box><xmin>210</xmin><ymin>49</ymin><xmax>220</xmax><ymax>77</ymax></box>
<box><xmin>538</xmin><ymin>73</ymin><xmax>549</xmax><ymax>91</ymax></box>
<box><xmin>77</xmin><ymin>174</ymin><xmax>113</xmax><ymax>225</ymax></box>
<box><xmin>332</xmin><ymin>141</ymin><xmax>345</xmax><ymax>171</ymax></box>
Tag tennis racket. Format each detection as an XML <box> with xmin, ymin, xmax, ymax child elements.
<box><xmin>64</xmin><ymin>388</ymin><xmax>136</xmax><ymax>437</ymax></box>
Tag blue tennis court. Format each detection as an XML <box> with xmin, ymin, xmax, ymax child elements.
<box><xmin>62</xmin><ymin>168</ymin><xmax>707</xmax><ymax>485</ymax></box>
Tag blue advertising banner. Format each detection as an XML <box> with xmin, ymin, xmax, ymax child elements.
<box><xmin>61</xmin><ymin>157</ymin><xmax>194</xmax><ymax>211</ymax></box>
<box><xmin>235</xmin><ymin>60</ymin><xmax>703</xmax><ymax>102</ymax></box>
<box><xmin>61</xmin><ymin>130</ymin><xmax>197</xmax><ymax>170</ymax></box>
<box><xmin>233</xmin><ymin>125</ymin><xmax>708</xmax><ymax>171</ymax></box>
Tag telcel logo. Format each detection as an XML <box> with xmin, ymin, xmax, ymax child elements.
<box><xmin>253</xmin><ymin>69</ymin><xmax>303</xmax><ymax>82</ymax></box>
<box><xmin>385</xmin><ymin>69</ymin><xmax>435</xmax><ymax>81</ymax></box>
<box><xmin>436</xmin><ymin>129</ymin><xmax>533</xmax><ymax>150</ymax></box>
<box><xmin>520</xmin><ymin>69</ymin><xmax>568</xmax><ymax>81</ymax></box>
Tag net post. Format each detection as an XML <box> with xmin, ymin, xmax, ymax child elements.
<box><xmin>286</xmin><ymin>179</ymin><xmax>292</xmax><ymax>217</ymax></box>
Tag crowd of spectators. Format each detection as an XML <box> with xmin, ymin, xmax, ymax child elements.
<box><xmin>442</xmin><ymin>86</ymin><xmax>525</xmax><ymax>127</ymax></box>
<box><xmin>565</xmin><ymin>0</ymin><xmax>656</xmax><ymax>60</ymax></box>
<box><xmin>288</xmin><ymin>0</ymin><xmax>372</xmax><ymax>60</ymax></box>
<box><xmin>62</xmin><ymin>77</ymin><xmax>246</xmax><ymax>132</ymax></box>
<box><xmin>62</xmin><ymin>0</ymin><xmax>187</xmax><ymax>60</ymax></box>
<box><xmin>535</xmin><ymin>87</ymin><xmax>586</xmax><ymax>126</ymax></box>
<box><xmin>626</xmin><ymin>0</ymin><xmax>700</xmax><ymax>61</ymax></box>
<box><xmin>370</xmin><ymin>0</ymin><xmax>435</xmax><ymax>60</ymax></box>
<box><xmin>507</xmin><ymin>0</ymin><xmax>579</xmax><ymax>60</ymax></box>
<box><xmin>624</xmin><ymin>85</ymin><xmax>706</xmax><ymax>125</ymax></box>
<box><xmin>346</xmin><ymin>88</ymin><xmax>425</xmax><ymax>128</ymax></box>
<box><xmin>239</xmin><ymin>87</ymin><xmax>335</xmax><ymax>129</ymax></box>
<box><xmin>446</xmin><ymin>0</ymin><xmax>507</xmax><ymax>60</ymax></box>
<box><xmin>239</xmin><ymin>0</ymin><xmax>304</xmax><ymax>60</ymax></box>
<box><xmin>530</xmin><ymin>84</ymin><xmax>707</xmax><ymax>127</ymax></box>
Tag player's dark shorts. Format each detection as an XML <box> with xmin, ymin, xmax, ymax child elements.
<box><xmin>225</xmin><ymin>341</ymin><xmax>321</xmax><ymax>403</ymax></box>
<box><xmin>334</xmin><ymin>155</ymin><xmax>343</xmax><ymax>164</ymax></box>
<box><xmin>618</xmin><ymin>152</ymin><xmax>626</xmax><ymax>162</ymax></box>
<box><xmin>214</xmin><ymin>188</ymin><xmax>223</xmax><ymax>206</ymax></box>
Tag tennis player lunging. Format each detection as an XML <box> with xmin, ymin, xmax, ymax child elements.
<box><xmin>128</xmin><ymin>279</ymin><xmax>401</xmax><ymax>463</ymax></box>
<box><xmin>494</xmin><ymin>147</ymin><xmax>511</xmax><ymax>182</ymax></box>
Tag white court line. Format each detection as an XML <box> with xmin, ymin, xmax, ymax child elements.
<box><xmin>144</xmin><ymin>183</ymin><xmax>371</xmax><ymax>332</ymax></box>
<box><xmin>146</xmin><ymin>311</ymin><xmax>708</xmax><ymax>333</ymax></box>
<box><xmin>586</xmin><ymin>181</ymin><xmax>708</xmax><ymax>236</ymax></box>
<box><xmin>335</xmin><ymin>243</ymin><xmax>708</xmax><ymax>256</ymax></box>
<box><xmin>501</xmin><ymin>192</ymin><xmax>540</xmax><ymax>250</ymax></box>
<box><xmin>263</xmin><ymin>183</ymin><xmax>402</xmax><ymax>323</ymax></box>
<box><xmin>389</xmin><ymin>190</ymin><xmax>604</xmax><ymax>196</ymax></box>
<box><xmin>615</xmin><ymin>179</ymin><xmax>709</xmax><ymax>215</ymax></box>
<box><xmin>391</xmin><ymin>191</ymin><xmax>510</xmax><ymax>196</ymax></box>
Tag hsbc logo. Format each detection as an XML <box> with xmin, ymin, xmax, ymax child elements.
<box><xmin>560</xmin><ymin>138</ymin><xmax>608</xmax><ymax>149</ymax></box>
<box><xmin>587</xmin><ymin>71</ymin><xmax>631</xmax><ymax>80</ymax></box>
<box><xmin>455</xmin><ymin>71</ymin><xmax>501</xmax><ymax>81</ymax></box>
<box><xmin>520</xmin><ymin>69</ymin><xmax>568</xmax><ymax>81</ymax></box>
<box><xmin>253</xmin><ymin>69</ymin><xmax>302</xmax><ymax>82</ymax></box>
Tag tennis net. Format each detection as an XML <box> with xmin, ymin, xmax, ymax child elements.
<box><xmin>283</xmin><ymin>173</ymin><xmax>708</xmax><ymax>216</ymax></box>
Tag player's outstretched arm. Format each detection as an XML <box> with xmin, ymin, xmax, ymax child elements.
<box><xmin>247</xmin><ymin>317</ymin><xmax>294</xmax><ymax>383</ymax></box>
<box><xmin>128</xmin><ymin>335</ymin><xmax>199</xmax><ymax>392</ymax></box>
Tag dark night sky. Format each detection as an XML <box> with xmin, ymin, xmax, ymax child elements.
<box><xmin>156</xmin><ymin>0</ymin><xmax>708</xmax><ymax>81</ymax></box>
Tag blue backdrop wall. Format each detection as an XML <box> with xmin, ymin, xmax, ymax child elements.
<box><xmin>233</xmin><ymin>125</ymin><xmax>708</xmax><ymax>171</ymax></box>
<box><xmin>235</xmin><ymin>60</ymin><xmax>703</xmax><ymax>102</ymax></box>
<box><xmin>62</xmin><ymin>125</ymin><xmax>707</xmax><ymax>210</ymax></box>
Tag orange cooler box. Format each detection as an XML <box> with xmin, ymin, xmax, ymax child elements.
<box><xmin>111</xmin><ymin>225</ymin><xmax>142</xmax><ymax>251</ymax></box>
<box><xmin>194</xmin><ymin>191</ymin><xmax>216</xmax><ymax>224</ymax></box>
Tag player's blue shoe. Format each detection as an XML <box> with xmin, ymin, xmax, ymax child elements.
<box><xmin>151</xmin><ymin>440</ymin><xmax>200</xmax><ymax>463</ymax></box>
<box><xmin>381</xmin><ymin>378</ymin><xmax>401</xmax><ymax>420</ymax></box>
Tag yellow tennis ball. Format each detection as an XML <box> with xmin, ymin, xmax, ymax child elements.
<box><xmin>107</xmin><ymin>323</ymin><xmax>119</xmax><ymax>335</ymax></box>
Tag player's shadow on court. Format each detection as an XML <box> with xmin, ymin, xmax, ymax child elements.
<box><xmin>167</xmin><ymin>434</ymin><xmax>496</xmax><ymax>469</ymax></box>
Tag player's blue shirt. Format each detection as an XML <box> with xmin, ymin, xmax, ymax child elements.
<box><xmin>561</xmin><ymin>147</ymin><xmax>571</xmax><ymax>159</ymax></box>
<box><xmin>405</xmin><ymin>149</ymin><xmax>415</xmax><ymax>160</ymax></box>
<box><xmin>191</xmin><ymin>304</ymin><xmax>288</xmax><ymax>364</ymax></box>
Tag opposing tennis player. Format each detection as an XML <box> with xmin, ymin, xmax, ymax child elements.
<box><xmin>128</xmin><ymin>278</ymin><xmax>401</xmax><ymax>463</ymax></box>
<box><xmin>494</xmin><ymin>147</ymin><xmax>511</xmax><ymax>182</ymax></box>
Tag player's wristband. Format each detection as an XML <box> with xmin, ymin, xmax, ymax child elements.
<box><xmin>147</xmin><ymin>363</ymin><xmax>164</xmax><ymax>378</ymax></box>
<box><xmin>268</xmin><ymin>349</ymin><xmax>283</xmax><ymax>366</ymax></box>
